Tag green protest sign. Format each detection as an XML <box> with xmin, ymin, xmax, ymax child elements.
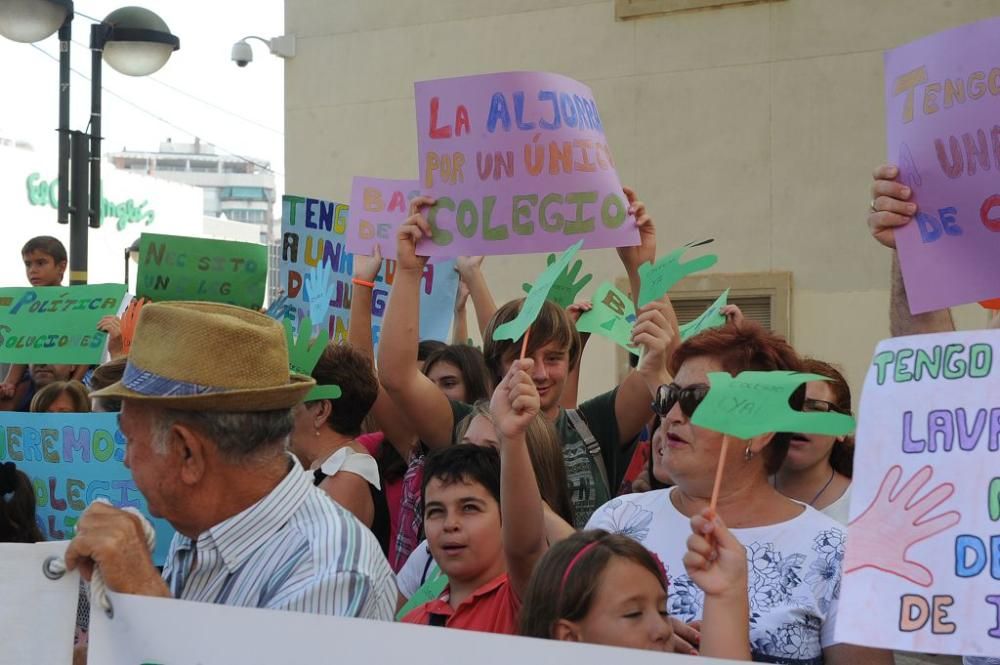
<box><xmin>492</xmin><ymin>240</ymin><xmax>584</xmax><ymax>342</ymax></box>
<box><xmin>691</xmin><ymin>371</ymin><xmax>856</xmax><ymax>439</ymax></box>
<box><xmin>576</xmin><ymin>282</ymin><xmax>638</xmax><ymax>353</ymax></box>
<box><xmin>136</xmin><ymin>233</ymin><xmax>267</xmax><ymax>309</ymax></box>
<box><xmin>679</xmin><ymin>289</ymin><xmax>729</xmax><ymax>341</ymax></box>
<box><xmin>522</xmin><ymin>254</ymin><xmax>593</xmax><ymax>308</ymax></box>
<box><xmin>0</xmin><ymin>284</ymin><xmax>126</xmax><ymax>364</ymax></box>
<box><xmin>637</xmin><ymin>240</ymin><xmax>718</xmax><ymax>307</ymax></box>
<box><xmin>396</xmin><ymin>565</ymin><xmax>448</xmax><ymax>620</ymax></box>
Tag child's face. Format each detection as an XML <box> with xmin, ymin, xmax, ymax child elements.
<box><xmin>559</xmin><ymin>557</ymin><xmax>673</xmax><ymax>651</ymax></box>
<box><xmin>23</xmin><ymin>250</ymin><xmax>65</xmax><ymax>286</ymax></box>
<box><xmin>501</xmin><ymin>340</ymin><xmax>569</xmax><ymax>414</ymax></box>
<box><xmin>423</xmin><ymin>476</ymin><xmax>503</xmax><ymax>585</ymax></box>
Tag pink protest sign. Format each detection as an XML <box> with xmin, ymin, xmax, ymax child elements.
<box><xmin>885</xmin><ymin>18</ymin><xmax>1000</xmax><ymax>313</ymax></box>
<box><xmin>346</xmin><ymin>177</ymin><xmax>420</xmax><ymax>260</ymax></box>
<box><xmin>414</xmin><ymin>71</ymin><xmax>638</xmax><ymax>257</ymax></box>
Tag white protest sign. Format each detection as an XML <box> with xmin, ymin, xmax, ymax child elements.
<box><xmin>836</xmin><ymin>330</ymin><xmax>1000</xmax><ymax>658</ymax></box>
<box><xmin>90</xmin><ymin>590</ymin><xmax>745</xmax><ymax>665</ymax></box>
<box><xmin>0</xmin><ymin>541</ymin><xmax>79</xmax><ymax>665</ymax></box>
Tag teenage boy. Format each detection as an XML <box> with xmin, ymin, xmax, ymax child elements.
<box><xmin>401</xmin><ymin>360</ymin><xmax>547</xmax><ymax>633</ymax></box>
<box><xmin>1</xmin><ymin>237</ymin><xmax>87</xmax><ymax>404</ymax></box>
<box><xmin>379</xmin><ymin>191</ymin><xmax>676</xmax><ymax>526</ymax></box>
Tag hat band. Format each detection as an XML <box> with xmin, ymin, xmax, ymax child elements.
<box><xmin>122</xmin><ymin>361</ymin><xmax>228</xmax><ymax>398</ymax></box>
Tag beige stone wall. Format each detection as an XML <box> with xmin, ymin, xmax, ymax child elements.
<box><xmin>284</xmin><ymin>0</ymin><xmax>1000</xmax><ymax>403</ymax></box>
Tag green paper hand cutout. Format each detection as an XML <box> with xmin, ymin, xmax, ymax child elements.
<box><xmin>637</xmin><ymin>241</ymin><xmax>718</xmax><ymax>307</ymax></box>
<box><xmin>576</xmin><ymin>282</ymin><xmax>638</xmax><ymax>353</ymax></box>
<box><xmin>492</xmin><ymin>240</ymin><xmax>584</xmax><ymax>342</ymax></box>
<box><xmin>522</xmin><ymin>254</ymin><xmax>593</xmax><ymax>309</ymax></box>
<box><xmin>284</xmin><ymin>317</ymin><xmax>329</xmax><ymax>375</ymax></box>
<box><xmin>691</xmin><ymin>371</ymin><xmax>856</xmax><ymax>439</ymax></box>
<box><xmin>679</xmin><ymin>289</ymin><xmax>730</xmax><ymax>341</ymax></box>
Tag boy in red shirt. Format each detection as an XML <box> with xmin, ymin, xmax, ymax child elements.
<box><xmin>401</xmin><ymin>359</ymin><xmax>547</xmax><ymax>634</ymax></box>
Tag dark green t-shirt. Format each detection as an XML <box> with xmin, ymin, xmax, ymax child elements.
<box><xmin>450</xmin><ymin>387</ymin><xmax>626</xmax><ymax>527</ymax></box>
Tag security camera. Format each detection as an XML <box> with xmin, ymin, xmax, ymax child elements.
<box><xmin>231</xmin><ymin>40</ymin><xmax>252</xmax><ymax>67</ymax></box>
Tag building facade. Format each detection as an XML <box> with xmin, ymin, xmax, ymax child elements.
<box><xmin>109</xmin><ymin>138</ymin><xmax>276</xmax><ymax>241</ymax></box>
<box><xmin>283</xmin><ymin>0</ymin><xmax>998</xmax><ymax>400</ymax></box>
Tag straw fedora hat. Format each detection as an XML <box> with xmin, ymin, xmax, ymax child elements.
<box><xmin>91</xmin><ymin>301</ymin><xmax>315</xmax><ymax>411</ymax></box>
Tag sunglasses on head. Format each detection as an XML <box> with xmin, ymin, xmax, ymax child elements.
<box><xmin>652</xmin><ymin>383</ymin><xmax>710</xmax><ymax>419</ymax></box>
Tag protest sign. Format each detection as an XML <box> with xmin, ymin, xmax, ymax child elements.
<box><xmin>522</xmin><ymin>253</ymin><xmax>593</xmax><ymax>308</ymax></box>
<box><xmin>346</xmin><ymin>177</ymin><xmax>421</xmax><ymax>260</ymax></box>
<box><xmin>89</xmin><ymin>589</ymin><xmax>744</xmax><ymax>665</ymax></box>
<box><xmin>576</xmin><ymin>282</ymin><xmax>638</xmax><ymax>353</ymax></box>
<box><xmin>136</xmin><ymin>232</ymin><xmax>267</xmax><ymax>309</ymax></box>
<box><xmin>413</xmin><ymin>71</ymin><xmax>638</xmax><ymax>257</ymax></box>
<box><xmin>691</xmin><ymin>371</ymin><xmax>856</xmax><ymax>438</ymax></box>
<box><xmin>886</xmin><ymin>17</ymin><xmax>1000</xmax><ymax>313</ymax></box>
<box><xmin>0</xmin><ymin>284</ymin><xmax>125</xmax><ymax>364</ymax></box>
<box><xmin>679</xmin><ymin>289</ymin><xmax>730</xmax><ymax>341</ymax></box>
<box><xmin>0</xmin><ymin>541</ymin><xmax>78</xmax><ymax>665</ymax></box>
<box><xmin>637</xmin><ymin>240</ymin><xmax>717</xmax><ymax>307</ymax></box>
<box><xmin>0</xmin><ymin>412</ymin><xmax>174</xmax><ymax>564</ymax></box>
<box><xmin>492</xmin><ymin>240</ymin><xmax>583</xmax><ymax>342</ymax></box>
<box><xmin>836</xmin><ymin>331</ymin><xmax>999</xmax><ymax>657</ymax></box>
<box><xmin>280</xmin><ymin>195</ymin><xmax>458</xmax><ymax>346</ymax></box>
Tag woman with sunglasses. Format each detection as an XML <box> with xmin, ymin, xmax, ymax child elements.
<box><xmin>587</xmin><ymin>321</ymin><xmax>892</xmax><ymax>665</ymax></box>
<box><xmin>772</xmin><ymin>359</ymin><xmax>854</xmax><ymax>525</ymax></box>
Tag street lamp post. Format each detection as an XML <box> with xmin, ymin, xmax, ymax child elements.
<box><xmin>0</xmin><ymin>0</ymin><xmax>179</xmax><ymax>285</ymax></box>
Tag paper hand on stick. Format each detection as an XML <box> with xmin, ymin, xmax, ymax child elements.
<box><xmin>679</xmin><ymin>289</ymin><xmax>729</xmax><ymax>341</ymax></box>
<box><xmin>522</xmin><ymin>255</ymin><xmax>593</xmax><ymax>309</ymax></box>
<box><xmin>265</xmin><ymin>294</ymin><xmax>291</xmax><ymax>321</ymax></box>
<box><xmin>284</xmin><ymin>317</ymin><xmax>341</xmax><ymax>402</ymax></box>
<box><xmin>492</xmin><ymin>240</ymin><xmax>584</xmax><ymax>342</ymax></box>
<box><xmin>844</xmin><ymin>465</ymin><xmax>960</xmax><ymax>587</ymax></box>
<box><xmin>576</xmin><ymin>282</ymin><xmax>638</xmax><ymax>353</ymax></box>
<box><xmin>303</xmin><ymin>264</ymin><xmax>336</xmax><ymax>328</ymax></box>
<box><xmin>637</xmin><ymin>240</ymin><xmax>718</xmax><ymax>307</ymax></box>
<box><xmin>119</xmin><ymin>298</ymin><xmax>148</xmax><ymax>356</ymax></box>
<box><xmin>691</xmin><ymin>371</ymin><xmax>856</xmax><ymax>439</ymax></box>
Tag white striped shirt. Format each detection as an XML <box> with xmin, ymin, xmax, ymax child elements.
<box><xmin>161</xmin><ymin>457</ymin><xmax>396</xmax><ymax>619</ymax></box>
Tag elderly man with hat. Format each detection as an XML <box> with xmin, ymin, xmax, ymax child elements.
<box><xmin>64</xmin><ymin>302</ymin><xmax>396</xmax><ymax>619</ymax></box>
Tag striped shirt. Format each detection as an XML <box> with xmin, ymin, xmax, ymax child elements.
<box><xmin>161</xmin><ymin>456</ymin><xmax>397</xmax><ymax>619</ymax></box>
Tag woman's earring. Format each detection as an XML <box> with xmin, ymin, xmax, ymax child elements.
<box><xmin>744</xmin><ymin>442</ymin><xmax>754</xmax><ymax>461</ymax></box>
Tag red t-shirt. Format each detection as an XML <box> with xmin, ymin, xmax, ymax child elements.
<box><xmin>401</xmin><ymin>574</ymin><xmax>520</xmax><ymax>635</ymax></box>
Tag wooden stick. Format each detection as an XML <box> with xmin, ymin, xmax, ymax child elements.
<box><xmin>519</xmin><ymin>325</ymin><xmax>532</xmax><ymax>361</ymax></box>
<box><xmin>708</xmin><ymin>434</ymin><xmax>730</xmax><ymax>514</ymax></box>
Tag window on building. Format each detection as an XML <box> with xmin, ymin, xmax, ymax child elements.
<box><xmin>614</xmin><ymin>271</ymin><xmax>791</xmax><ymax>382</ymax></box>
<box><xmin>222</xmin><ymin>208</ymin><xmax>267</xmax><ymax>223</ymax></box>
<box><xmin>616</xmin><ymin>0</ymin><xmax>784</xmax><ymax>20</ymax></box>
<box><xmin>220</xmin><ymin>187</ymin><xmax>269</xmax><ymax>201</ymax></box>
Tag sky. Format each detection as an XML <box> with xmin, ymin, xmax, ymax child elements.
<box><xmin>0</xmin><ymin>0</ymin><xmax>285</xmax><ymax>194</ymax></box>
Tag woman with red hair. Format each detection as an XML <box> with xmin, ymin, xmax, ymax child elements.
<box><xmin>587</xmin><ymin>321</ymin><xmax>891</xmax><ymax>665</ymax></box>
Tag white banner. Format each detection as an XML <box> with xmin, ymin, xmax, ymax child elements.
<box><xmin>0</xmin><ymin>541</ymin><xmax>79</xmax><ymax>665</ymax></box>
<box><xmin>836</xmin><ymin>330</ymin><xmax>1000</xmax><ymax>658</ymax></box>
<box><xmin>90</xmin><ymin>590</ymin><xmax>743</xmax><ymax>665</ymax></box>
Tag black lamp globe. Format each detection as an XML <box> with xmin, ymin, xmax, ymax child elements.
<box><xmin>97</xmin><ymin>6</ymin><xmax>179</xmax><ymax>77</ymax></box>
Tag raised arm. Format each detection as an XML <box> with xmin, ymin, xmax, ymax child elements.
<box><xmin>560</xmin><ymin>301</ymin><xmax>592</xmax><ymax>410</ymax></box>
<box><xmin>494</xmin><ymin>359</ymin><xmax>548</xmax><ymax>598</ymax></box>
<box><xmin>451</xmin><ymin>278</ymin><xmax>470</xmax><ymax>344</ymax></box>
<box><xmin>454</xmin><ymin>256</ymin><xmax>496</xmax><ymax>338</ymax></box>
<box><xmin>348</xmin><ymin>247</ymin><xmax>419</xmax><ymax>459</ymax></box>
<box><xmin>376</xmin><ymin>197</ymin><xmax>457</xmax><ymax>450</ymax></box>
<box><xmin>868</xmin><ymin>164</ymin><xmax>955</xmax><ymax>336</ymax></box>
<box><xmin>683</xmin><ymin>510</ymin><xmax>751</xmax><ymax>660</ymax></box>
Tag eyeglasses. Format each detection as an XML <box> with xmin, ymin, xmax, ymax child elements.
<box><xmin>802</xmin><ymin>398</ymin><xmax>849</xmax><ymax>415</ymax></box>
<box><xmin>652</xmin><ymin>383</ymin><xmax>710</xmax><ymax>419</ymax></box>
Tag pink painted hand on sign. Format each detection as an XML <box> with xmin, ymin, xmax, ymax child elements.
<box><xmin>844</xmin><ymin>465</ymin><xmax>961</xmax><ymax>587</ymax></box>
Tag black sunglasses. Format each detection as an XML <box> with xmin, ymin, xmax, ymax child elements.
<box><xmin>652</xmin><ymin>383</ymin><xmax>710</xmax><ymax>419</ymax></box>
<box><xmin>802</xmin><ymin>398</ymin><xmax>849</xmax><ymax>415</ymax></box>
